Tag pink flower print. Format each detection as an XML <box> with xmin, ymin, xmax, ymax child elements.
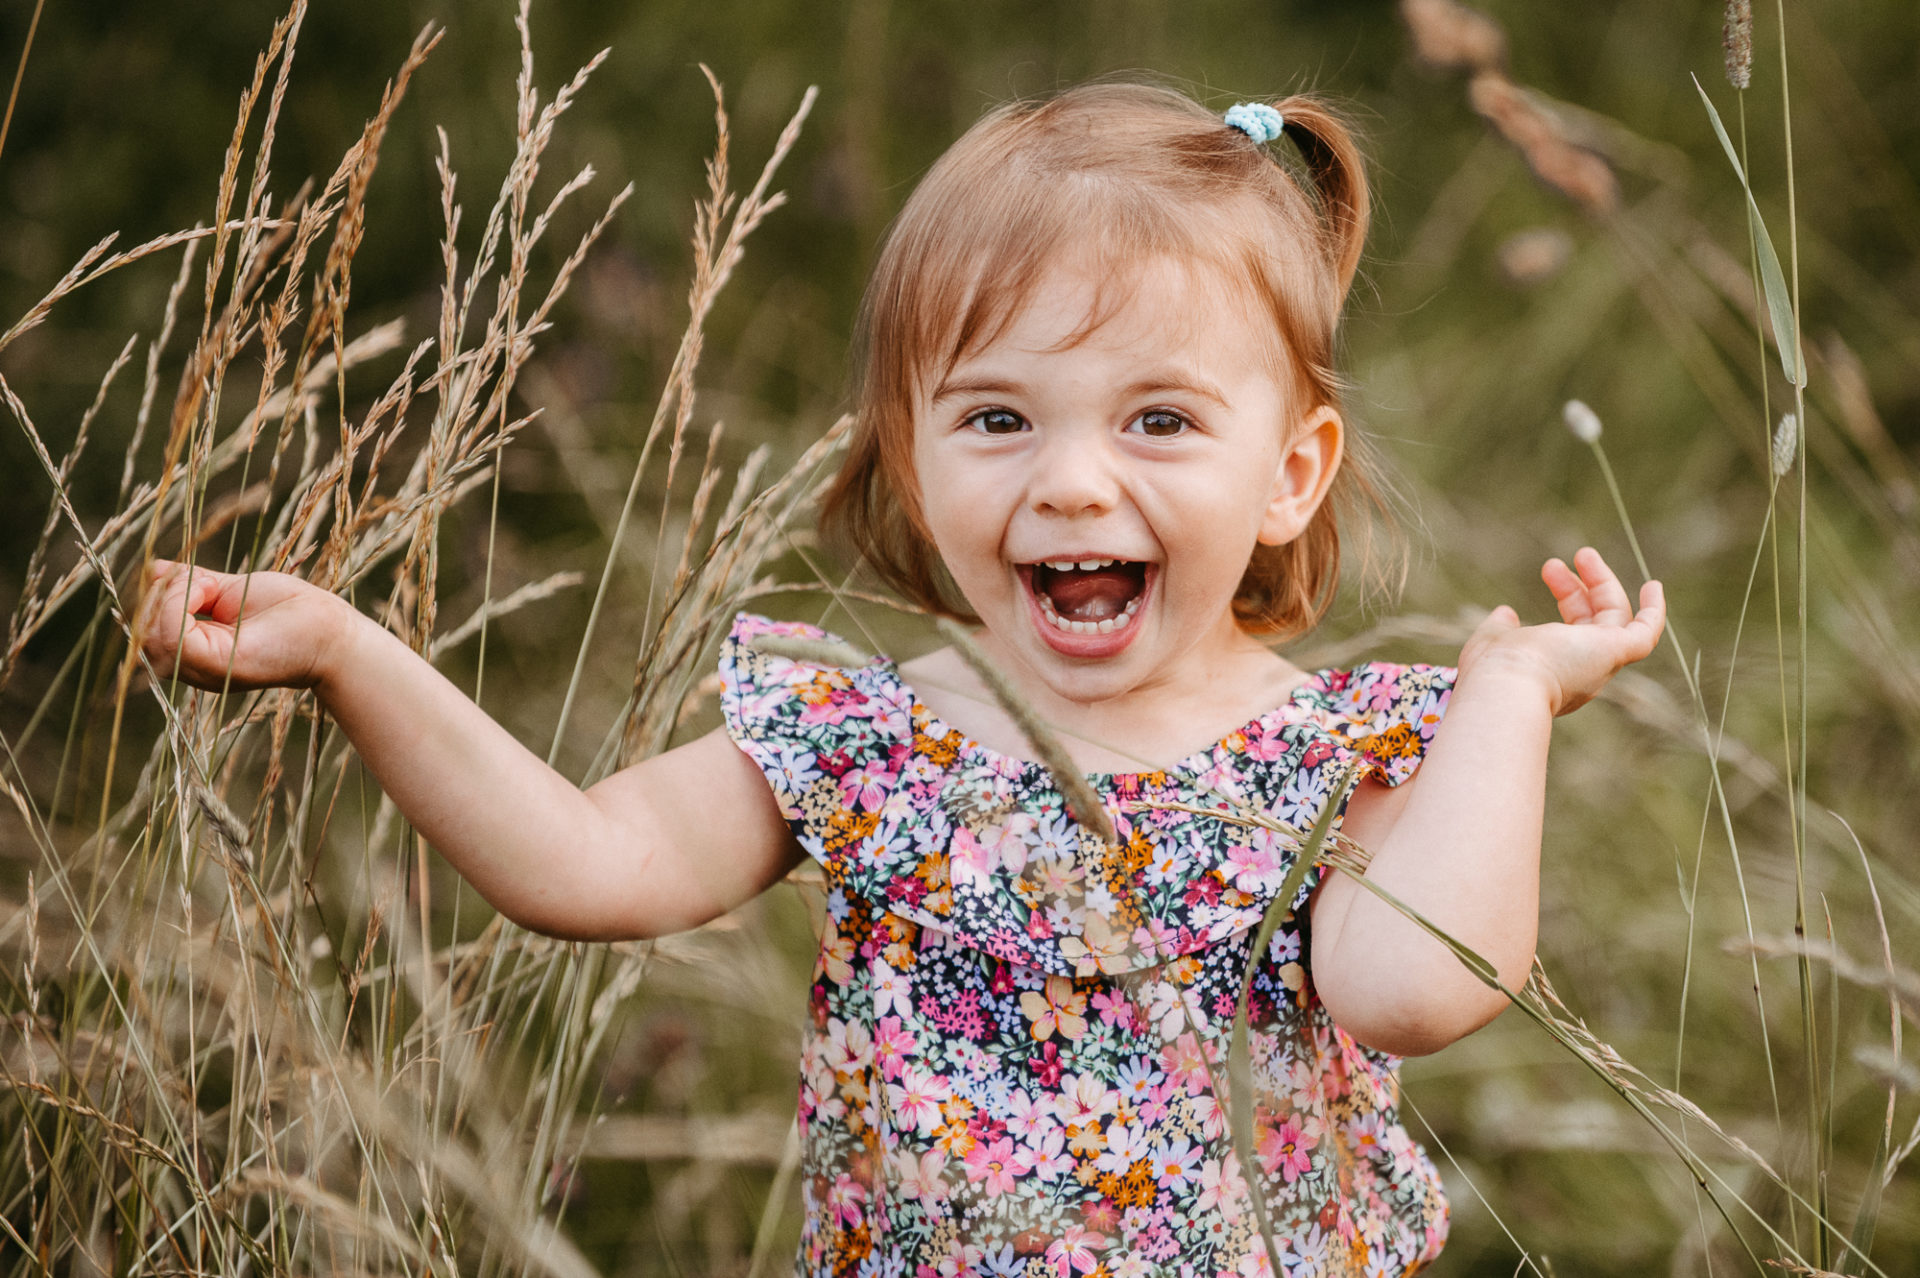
<box><xmin>1158</xmin><ymin>1031</ymin><xmax>1211</xmax><ymax>1092</ymax></box>
<box><xmin>1020</xmin><ymin>976</ymin><xmax>1089</xmax><ymax>1042</ymax></box>
<box><xmin>1136</xmin><ymin>1077</ymin><xmax>1178</xmax><ymax>1126</ymax></box>
<box><xmin>936</xmin><ymin>1242</ymin><xmax>985</xmax><ymax>1278</ymax></box>
<box><xmin>872</xmin><ymin>1015</ymin><xmax>915</xmax><ymax>1082</ymax></box>
<box><xmin>1142</xmin><ymin>981</ymin><xmax>1201</xmax><ymax>1043</ymax></box>
<box><xmin>798</xmin><ymin>683</ymin><xmax>870</xmax><ymax>727</ymax></box>
<box><xmin>976</xmin><ymin>811</ymin><xmax>1036</xmax><ymax>875</ymax></box>
<box><xmin>1297</xmin><ymin>736</ymin><xmax>1339</xmax><ymax>772</ymax></box>
<box><xmin>1131</xmin><ymin>916</ymin><xmax>1180</xmax><ymax>962</ymax></box>
<box><xmin>838</xmin><ymin>761</ymin><xmax>892</xmax><ymax>811</ymax></box>
<box><xmin>886</xmin><ymin>874</ymin><xmax>928</xmax><ymax>910</ymax></box>
<box><xmin>886</xmin><ymin>1065</ymin><xmax>948</xmax><ymax>1135</ymax></box>
<box><xmin>1030</xmin><ymin>1041</ymin><xmax>1063</xmax><ymax>1087</ymax></box>
<box><xmin>871</xmin><ymin>960</ymin><xmax>913</xmax><ymax>1019</ymax></box>
<box><xmin>1361</xmin><ymin>668</ymin><xmax>1404</xmax><ymax>713</ymax></box>
<box><xmin>1139</xmin><ymin>1224</ymin><xmax>1180</xmax><ymax>1263</ymax></box>
<box><xmin>1195</xmin><ymin>756</ymin><xmax>1244</xmax><ymax>799</ymax></box>
<box><xmin>1054</xmin><ymin>1072</ymin><xmax>1119</xmax><ymax>1128</ymax></box>
<box><xmin>1045</xmin><ymin>1225</ymin><xmax>1107</xmax><ymax>1275</ymax></box>
<box><xmin>1284</xmin><ymin>1056</ymin><xmax>1324</xmax><ymax>1111</ymax></box>
<box><xmin>824</xmin><ymin>1018</ymin><xmax>873</xmax><ymax>1076</ymax></box>
<box><xmin>1224</xmin><ymin>842</ymin><xmax>1280</xmax><ymax>894</ymax></box>
<box><xmin>1190</xmin><ymin>1092</ymin><xmax>1227</xmax><ymax>1141</ymax></box>
<box><xmin>963</xmin><ymin>1136</ymin><xmax>1019</xmax><ymax>1197</ymax></box>
<box><xmin>951</xmin><ymin>825</ymin><xmax>1025</xmax><ymax>889</ymax></box>
<box><xmin>1089</xmin><ymin>989</ymin><xmax>1136</xmax><ymax>1031</ymax></box>
<box><xmin>926</xmin><ymin>989</ymin><xmax>988</xmax><ymax>1040</ymax></box>
<box><xmin>1182</xmin><ymin>875</ymin><xmax>1223</xmax><ymax>908</ymax></box>
<box><xmin>826</xmin><ymin>1171</ymin><xmax>867</xmax><ymax>1227</ymax></box>
<box><xmin>1235</xmin><ymin>1248</ymin><xmax>1278</xmax><ymax>1278</ymax></box>
<box><xmin>1015</xmin><ymin>1128</ymin><xmax>1072</xmax><ymax>1182</ymax></box>
<box><xmin>815</xmin><ymin>746</ymin><xmax>856</xmax><ymax>778</ymax></box>
<box><xmin>1194</xmin><ymin>1152</ymin><xmax>1246</xmax><ymax>1214</ymax></box>
<box><xmin>1258</xmin><ymin>1116</ymin><xmax>1314</xmax><ymax>1184</ymax></box>
<box><xmin>1241</xmin><ymin>719</ymin><xmax>1294</xmax><ymax>762</ymax></box>
<box><xmin>1004</xmin><ymin>1090</ymin><xmax>1051</xmax><ymax>1142</ymax></box>
<box><xmin>891</xmin><ymin>1147</ymin><xmax>950</xmax><ymax>1203</ymax></box>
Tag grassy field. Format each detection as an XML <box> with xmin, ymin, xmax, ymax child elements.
<box><xmin>1</xmin><ymin>0</ymin><xmax>1916</xmax><ymax>1273</ymax></box>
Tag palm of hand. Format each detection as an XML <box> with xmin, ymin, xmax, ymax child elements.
<box><xmin>141</xmin><ymin>563</ymin><xmax>342</xmax><ymax>693</ymax></box>
<box><xmin>1460</xmin><ymin>546</ymin><xmax>1666</xmax><ymax>716</ymax></box>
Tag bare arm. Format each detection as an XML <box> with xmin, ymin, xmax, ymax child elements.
<box><xmin>1308</xmin><ymin>547</ymin><xmax>1665</xmax><ymax>1056</ymax></box>
<box><xmin>142</xmin><ymin>562</ymin><xmax>801</xmax><ymax>940</ymax></box>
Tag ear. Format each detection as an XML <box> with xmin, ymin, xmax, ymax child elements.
<box><xmin>1257</xmin><ymin>404</ymin><xmax>1343</xmax><ymax>546</ymax></box>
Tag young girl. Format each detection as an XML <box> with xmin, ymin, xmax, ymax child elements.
<box><xmin>145</xmin><ymin>83</ymin><xmax>1663</xmax><ymax>1278</ymax></box>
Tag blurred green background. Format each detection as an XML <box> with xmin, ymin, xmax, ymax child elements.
<box><xmin>3</xmin><ymin>0</ymin><xmax>1917</xmax><ymax>1274</ymax></box>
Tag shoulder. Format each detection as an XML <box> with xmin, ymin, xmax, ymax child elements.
<box><xmin>718</xmin><ymin>611</ymin><xmax>915</xmax><ymax>775</ymax></box>
<box><xmin>1304</xmin><ymin>660</ymin><xmax>1456</xmax><ymax>788</ymax></box>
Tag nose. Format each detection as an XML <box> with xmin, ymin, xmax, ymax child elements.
<box><xmin>1026</xmin><ymin>428</ymin><xmax>1121</xmax><ymax>518</ymax></box>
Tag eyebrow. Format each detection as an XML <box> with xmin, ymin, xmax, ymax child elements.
<box><xmin>928</xmin><ymin>369</ymin><xmax>1233</xmax><ymax>408</ymax></box>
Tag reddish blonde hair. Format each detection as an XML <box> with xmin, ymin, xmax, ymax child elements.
<box><xmin>822</xmin><ymin>81</ymin><xmax>1394</xmax><ymax>637</ymax></box>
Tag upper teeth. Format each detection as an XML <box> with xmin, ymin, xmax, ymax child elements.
<box><xmin>1045</xmin><ymin>558</ymin><xmax>1117</xmax><ymax>572</ymax></box>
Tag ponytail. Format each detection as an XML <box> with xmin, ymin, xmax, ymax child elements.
<box><xmin>1273</xmin><ymin>96</ymin><xmax>1371</xmax><ymax>298</ymax></box>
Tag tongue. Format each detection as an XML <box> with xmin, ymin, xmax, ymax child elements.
<box><xmin>1046</xmin><ymin>569</ymin><xmax>1138</xmax><ymax>622</ymax></box>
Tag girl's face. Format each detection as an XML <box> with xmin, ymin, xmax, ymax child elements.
<box><xmin>911</xmin><ymin>253</ymin><xmax>1341</xmax><ymax>708</ymax></box>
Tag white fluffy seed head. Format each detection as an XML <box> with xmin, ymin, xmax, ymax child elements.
<box><xmin>1771</xmin><ymin>413</ymin><xmax>1798</xmax><ymax>478</ymax></box>
<box><xmin>1563</xmin><ymin>399</ymin><xmax>1603</xmax><ymax>443</ymax></box>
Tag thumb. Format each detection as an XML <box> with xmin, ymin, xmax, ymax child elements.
<box><xmin>1471</xmin><ymin>604</ymin><xmax>1521</xmax><ymax>642</ymax></box>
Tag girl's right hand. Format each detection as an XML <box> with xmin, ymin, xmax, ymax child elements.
<box><xmin>141</xmin><ymin>561</ymin><xmax>353</xmax><ymax>693</ymax></box>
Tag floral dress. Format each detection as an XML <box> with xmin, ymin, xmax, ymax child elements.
<box><xmin>719</xmin><ymin>614</ymin><xmax>1456</xmax><ymax>1278</ymax></box>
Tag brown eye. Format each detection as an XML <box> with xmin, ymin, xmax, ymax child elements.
<box><xmin>1131</xmin><ymin>409</ymin><xmax>1191</xmax><ymax>438</ymax></box>
<box><xmin>966</xmin><ymin>408</ymin><xmax>1029</xmax><ymax>435</ymax></box>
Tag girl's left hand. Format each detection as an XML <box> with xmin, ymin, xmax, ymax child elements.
<box><xmin>1459</xmin><ymin>546</ymin><xmax>1665</xmax><ymax>716</ymax></box>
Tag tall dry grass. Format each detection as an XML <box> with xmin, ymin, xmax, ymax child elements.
<box><xmin>0</xmin><ymin>2</ymin><xmax>833</xmax><ymax>1271</ymax></box>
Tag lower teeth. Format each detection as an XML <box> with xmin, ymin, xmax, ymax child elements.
<box><xmin>1038</xmin><ymin>595</ymin><xmax>1141</xmax><ymax>635</ymax></box>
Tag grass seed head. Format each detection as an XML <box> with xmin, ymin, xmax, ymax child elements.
<box><xmin>1562</xmin><ymin>399</ymin><xmax>1603</xmax><ymax>444</ymax></box>
<box><xmin>1401</xmin><ymin>0</ymin><xmax>1507</xmax><ymax>74</ymax></box>
<box><xmin>1771</xmin><ymin>412</ymin><xmax>1798</xmax><ymax>477</ymax></box>
<box><xmin>1724</xmin><ymin>0</ymin><xmax>1754</xmax><ymax>91</ymax></box>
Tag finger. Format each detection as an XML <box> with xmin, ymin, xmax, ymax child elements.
<box><xmin>1633</xmin><ymin>579</ymin><xmax>1667</xmax><ymax>638</ymax></box>
<box><xmin>1610</xmin><ymin>580</ymin><xmax>1667</xmax><ymax>663</ymax></box>
<box><xmin>185</xmin><ymin>569</ymin><xmax>228</xmax><ymax>619</ymax></box>
<box><xmin>1572</xmin><ymin>547</ymin><xmax>1634</xmax><ymax>624</ymax></box>
<box><xmin>1541</xmin><ymin>558</ymin><xmax>1594</xmax><ymax>624</ymax></box>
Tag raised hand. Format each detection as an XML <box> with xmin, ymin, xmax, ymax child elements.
<box><xmin>1459</xmin><ymin>546</ymin><xmax>1665</xmax><ymax>716</ymax></box>
<box><xmin>140</xmin><ymin>561</ymin><xmax>356</xmax><ymax>693</ymax></box>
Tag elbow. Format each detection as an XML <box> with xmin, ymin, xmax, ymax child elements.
<box><xmin>1314</xmin><ymin>963</ymin><xmax>1519</xmax><ymax>1058</ymax></box>
<box><xmin>1325</xmin><ymin>990</ymin><xmax>1511</xmax><ymax>1057</ymax></box>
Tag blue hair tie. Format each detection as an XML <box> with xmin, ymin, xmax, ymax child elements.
<box><xmin>1223</xmin><ymin>102</ymin><xmax>1285</xmax><ymax>145</ymax></box>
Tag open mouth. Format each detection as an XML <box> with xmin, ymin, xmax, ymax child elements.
<box><xmin>1026</xmin><ymin>558</ymin><xmax>1150</xmax><ymax>635</ymax></box>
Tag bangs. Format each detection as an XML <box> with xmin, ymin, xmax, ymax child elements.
<box><xmin>869</xmin><ymin>135</ymin><xmax>1326</xmax><ymax>411</ymax></box>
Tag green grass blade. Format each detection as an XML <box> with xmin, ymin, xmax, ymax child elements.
<box><xmin>1692</xmin><ymin>75</ymin><xmax>1805</xmax><ymax>387</ymax></box>
<box><xmin>1227</xmin><ymin>761</ymin><xmax>1361</xmax><ymax>1278</ymax></box>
